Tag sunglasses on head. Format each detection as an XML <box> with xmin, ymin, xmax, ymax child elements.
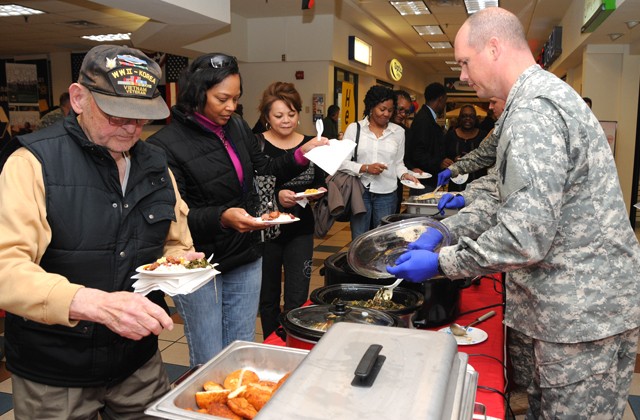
<box><xmin>209</xmin><ymin>54</ymin><xmax>237</xmax><ymax>69</ymax></box>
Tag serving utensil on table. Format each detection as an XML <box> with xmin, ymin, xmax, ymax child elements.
<box><xmin>315</xmin><ymin>118</ymin><xmax>324</xmax><ymax>141</ymax></box>
<box><xmin>373</xmin><ymin>278</ymin><xmax>403</xmax><ymax>302</ymax></box>
<box><xmin>449</xmin><ymin>310</ymin><xmax>495</xmax><ymax>336</ymax></box>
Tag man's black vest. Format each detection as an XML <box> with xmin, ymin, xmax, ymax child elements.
<box><xmin>5</xmin><ymin>119</ymin><xmax>177</xmax><ymax>387</ymax></box>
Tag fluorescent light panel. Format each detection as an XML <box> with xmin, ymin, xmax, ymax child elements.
<box><xmin>0</xmin><ymin>4</ymin><xmax>45</xmax><ymax>16</ymax></box>
<box><xmin>445</xmin><ymin>60</ymin><xmax>458</xmax><ymax>65</ymax></box>
<box><xmin>429</xmin><ymin>41</ymin><xmax>452</xmax><ymax>49</ymax></box>
<box><xmin>413</xmin><ymin>25</ymin><xmax>443</xmax><ymax>35</ymax></box>
<box><xmin>450</xmin><ymin>66</ymin><xmax>462</xmax><ymax>71</ymax></box>
<box><xmin>390</xmin><ymin>1</ymin><xmax>431</xmax><ymax>15</ymax></box>
<box><xmin>82</xmin><ymin>33</ymin><xmax>131</xmax><ymax>42</ymax></box>
<box><xmin>464</xmin><ymin>0</ymin><xmax>499</xmax><ymax>14</ymax></box>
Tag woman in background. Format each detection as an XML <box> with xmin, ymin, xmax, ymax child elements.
<box><xmin>338</xmin><ymin>85</ymin><xmax>417</xmax><ymax>240</ymax></box>
<box><xmin>147</xmin><ymin>54</ymin><xmax>327</xmax><ymax>366</ymax></box>
<box><xmin>256</xmin><ymin>82</ymin><xmax>327</xmax><ymax>338</ymax></box>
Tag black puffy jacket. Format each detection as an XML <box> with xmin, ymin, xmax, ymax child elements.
<box><xmin>147</xmin><ymin>107</ymin><xmax>306</xmax><ymax>272</ymax></box>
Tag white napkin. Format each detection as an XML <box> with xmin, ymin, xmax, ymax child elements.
<box><xmin>304</xmin><ymin>139</ymin><xmax>357</xmax><ymax>176</ymax></box>
<box><xmin>132</xmin><ymin>264</ymin><xmax>220</xmax><ymax>296</ymax></box>
<box><xmin>297</xmin><ymin>198</ymin><xmax>308</xmax><ymax>208</ymax></box>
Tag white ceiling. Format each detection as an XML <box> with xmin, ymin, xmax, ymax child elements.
<box><xmin>1</xmin><ymin>0</ymin><xmax>639</xmax><ymax>78</ymax></box>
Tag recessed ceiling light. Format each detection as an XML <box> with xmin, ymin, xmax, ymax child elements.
<box><xmin>82</xmin><ymin>33</ymin><xmax>132</xmax><ymax>42</ymax></box>
<box><xmin>390</xmin><ymin>1</ymin><xmax>431</xmax><ymax>15</ymax></box>
<box><xmin>608</xmin><ymin>33</ymin><xmax>623</xmax><ymax>41</ymax></box>
<box><xmin>413</xmin><ymin>25</ymin><xmax>443</xmax><ymax>35</ymax></box>
<box><xmin>463</xmin><ymin>0</ymin><xmax>499</xmax><ymax>15</ymax></box>
<box><xmin>625</xmin><ymin>20</ymin><xmax>639</xmax><ymax>30</ymax></box>
<box><xmin>445</xmin><ymin>60</ymin><xmax>458</xmax><ymax>65</ymax></box>
<box><xmin>0</xmin><ymin>4</ymin><xmax>45</xmax><ymax>17</ymax></box>
<box><xmin>428</xmin><ymin>41</ymin><xmax>452</xmax><ymax>49</ymax></box>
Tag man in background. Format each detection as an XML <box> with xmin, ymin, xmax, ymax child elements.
<box><xmin>39</xmin><ymin>92</ymin><xmax>71</xmax><ymax>129</ymax></box>
<box><xmin>322</xmin><ymin>104</ymin><xmax>341</xmax><ymax>139</ymax></box>
<box><xmin>404</xmin><ymin>82</ymin><xmax>451</xmax><ymax>192</ymax></box>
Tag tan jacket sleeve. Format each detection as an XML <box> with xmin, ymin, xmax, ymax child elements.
<box><xmin>0</xmin><ymin>148</ymin><xmax>83</xmax><ymax>326</ymax></box>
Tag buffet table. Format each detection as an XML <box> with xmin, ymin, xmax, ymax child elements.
<box><xmin>264</xmin><ymin>275</ymin><xmax>506</xmax><ymax>419</ymax></box>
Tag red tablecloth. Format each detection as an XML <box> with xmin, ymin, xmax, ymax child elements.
<box><xmin>264</xmin><ymin>275</ymin><xmax>506</xmax><ymax>419</ymax></box>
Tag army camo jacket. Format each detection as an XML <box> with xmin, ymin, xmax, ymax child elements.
<box><xmin>448</xmin><ymin>129</ymin><xmax>498</xmax><ymax>179</ymax></box>
<box><xmin>440</xmin><ymin>65</ymin><xmax>640</xmax><ymax>343</ymax></box>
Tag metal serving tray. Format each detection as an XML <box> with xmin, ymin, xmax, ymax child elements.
<box><xmin>260</xmin><ymin>323</ymin><xmax>477</xmax><ymax>420</ymax></box>
<box><xmin>145</xmin><ymin>341</ymin><xmax>309</xmax><ymax>420</ymax></box>
<box><xmin>403</xmin><ymin>196</ymin><xmax>459</xmax><ymax>218</ymax></box>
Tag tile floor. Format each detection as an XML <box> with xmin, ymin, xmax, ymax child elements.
<box><xmin>1</xmin><ymin>220</ymin><xmax>639</xmax><ymax>419</ymax></box>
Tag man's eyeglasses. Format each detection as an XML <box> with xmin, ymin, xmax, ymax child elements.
<box><xmin>106</xmin><ymin>115</ymin><xmax>150</xmax><ymax>127</ymax></box>
<box><xmin>459</xmin><ymin>113</ymin><xmax>476</xmax><ymax>119</ymax></box>
<box><xmin>396</xmin><ymin>107</ymin><xmax>408</xmax><ymax>115</ymax></box>
<box><xmin>209</xmin><ymin>54</ymin><xmax>237</xmax><ymax>69</ymax></box>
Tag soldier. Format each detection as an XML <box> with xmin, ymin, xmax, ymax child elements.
<box><xmin>388</xmin><ymin>7</ymin><xmax>640</xmax><ymax>418</ymax></box>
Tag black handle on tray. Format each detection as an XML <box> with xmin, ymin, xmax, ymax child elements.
<box><xmin>171</xmin><ymin>364</ymin><xmax>203</xmax><ymax>387</ymax></box>
<box><xmin>351</xmin><ymin>344</ymin><xmax>386</xmax><ymax>388</ymax></box>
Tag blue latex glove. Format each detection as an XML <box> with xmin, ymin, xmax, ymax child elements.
<box><xmin>386</xmin><ymin>250</ymin><xmax>440</xmax><ymax>283</ymax></box>
<box><xmin>408</xmin><ymin>228</ymin><xmax>443</xmax><ymax>251</ymax></box>
<box><xmin>437</xmin><ymin>193</ymin><xmax>465</xmax><ymax>214</ymax></box>
<box><xmin>437</xmin><ymin>169</ymin><xmax>452</xmax><ymax>187</ymax></box>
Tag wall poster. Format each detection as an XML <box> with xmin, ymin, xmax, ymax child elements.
<box><xmin>600</xmin><ymin>121</ymin><xmax>617</xmax><ymax>156</ymax></box>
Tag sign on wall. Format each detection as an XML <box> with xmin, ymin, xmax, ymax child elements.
<box><xmin>340</xmin><ymin>81</ymin><xmax>355</xmax><ymax>132</ymax></box>
<box><xmin>312</xmin><ymin>93</ymin><xmax>325</xmax><ymax>122</ymax></box>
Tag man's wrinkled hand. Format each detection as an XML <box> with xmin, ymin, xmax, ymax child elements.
<box><xmin>70</xmin><ymin>289</ymin><xmax>173</xmax><ymax>341</ymax></box>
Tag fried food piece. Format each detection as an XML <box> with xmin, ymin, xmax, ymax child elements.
<box><xmin>227</xmin><ymin>397</ymin><xmax>258</xmax><ymax>419</ymax></box>
<box><xmin>195</xmin><ymin>389</ymin><xmax>231</xmax><ymax>409</ymax></box>
<box><xmin>206</xmin><ymin>402</ymin><xmax>243</xmax><ymax>419</ymax></box>
<box><xmin>244</xmin><ymin>381</ymin><xmax>276</xmax><ymax>411</ymax></box>
<box><xmin>223</xmin><ymin>368</ymin><xmax>260</xmax><ymax>390</ymax></box>
<box><xmin>203</xmin><ymin>381</ymin><xmax>224</xmax><ymax>391</ymax></box>
<box><xmin>274</xmin><ymin>372</ymin><xmax>291</xmax><ymax>392</ymax></box>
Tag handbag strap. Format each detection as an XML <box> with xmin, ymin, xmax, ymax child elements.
<box><xmin>352</xmin><ymin>122</ymin><xmax>361</xmax><ymax>162</ymax></box>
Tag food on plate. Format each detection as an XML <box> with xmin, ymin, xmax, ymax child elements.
<box><xmin>223</xmin><ymin>368</ymin><xmax>260</xmax><ymax>390</ymax></box>
<box><xmin>188</xmin><ymin>369</ymin><xmax>291</xmax><ymax>417</ymax></box>
<box><xmin>227</xmin><ymin>397</ymin><xmax>258</xmax><ymax>419</ymax></box>
<box><xmin>303</xmin><ymin>188</ymin><xmax>320</xmax><ymax>194</ymax></box>
<box><xmin>142</xmin><ymin>255</ymin><xmax>210</xmax><ymax>272</ymax></box>
<box><xmin>260</xmin><ymin>211</ymin><xmax>296</xmax><ymax>221</ymax></box>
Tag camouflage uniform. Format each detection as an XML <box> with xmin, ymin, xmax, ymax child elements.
<box><xmin>448</xmin><ymin>129</ymin><xmax>498</xmax><ymax>178</ymax></box>
<box><xmin>439</xmin><ymin>65</ymin><xmax>640</xmax><ymax>418</ymax></box>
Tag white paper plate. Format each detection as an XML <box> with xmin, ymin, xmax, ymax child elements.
<box><xmin>401</xmin><ymin>179</ymin><xmax>425</xmax><ymax>189</ymax></box>
<box><xmin>438</xmin><ymin>326</ymin><xmax>488</xmax><ymax>345</ymax></box>
<box><xmin>410</xmin><ymin>171</ymin><xmax>432</xmax><ymax>179</ymax></box>
<box><xmin>135</xmin><ymin>265</ymin><xmax>213</xmax><ymax>277</ymax></box>
<box><xmin>295</xmin><ymin>190</ymin><xmax>325</xmax><ymax>198</ymax></box>
<box><xmin>255</xmin><ymin>215</ymin><xmax>301</xmax><ymax>225</ymax></box>
<box><xmin>451</xmin><ymin>173</ymin><xmax>469</xmax><ymax>184</ymax></box>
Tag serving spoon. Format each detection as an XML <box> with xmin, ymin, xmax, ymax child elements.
<box><xmin>373</xmin><ymin>278</ymin><xmax>403</xmax><ymax>302</ymax></box>
<box><xmin>450</xmin><ymin>310</ymin><xmax>496</xmax><ymax>336</ymax></box>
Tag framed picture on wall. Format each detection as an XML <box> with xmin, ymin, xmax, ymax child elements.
<box><xmin>600</xmin><ymin>121</ymin><xmax>617</xmax><ymax>156</ymax></box>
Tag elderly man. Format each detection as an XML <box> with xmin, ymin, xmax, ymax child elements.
<box><xmin>388</xmin><ymin>7</ymin><xmax>640</xmax><ymax>418</ymax></box>
<box><xmin>0</xmin><ymin>45</ymin><xmax>197</xmax><ymax>419</ymax></box>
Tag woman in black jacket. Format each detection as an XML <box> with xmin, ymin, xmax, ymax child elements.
<box><xmin>147</xmin><ymin>54</ymin><xmax>327</xmax><ymax>366</ymax></box>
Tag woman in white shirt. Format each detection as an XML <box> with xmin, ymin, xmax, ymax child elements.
<box><xmin>339</xmin><ymin>85</ymin><xmax>417</xmax><ymax>239</ymax></box>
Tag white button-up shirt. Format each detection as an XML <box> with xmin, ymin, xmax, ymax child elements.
<box><xmin>339</xmin><ymin>118</ymin><xmax>409</xmax><ymax>194</ymax></box>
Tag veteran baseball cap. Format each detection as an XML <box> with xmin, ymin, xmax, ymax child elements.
<box><xmin>78</xmin><ymin>45</ymin><xmax>169</xmax><ymax>120</ymax></box>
